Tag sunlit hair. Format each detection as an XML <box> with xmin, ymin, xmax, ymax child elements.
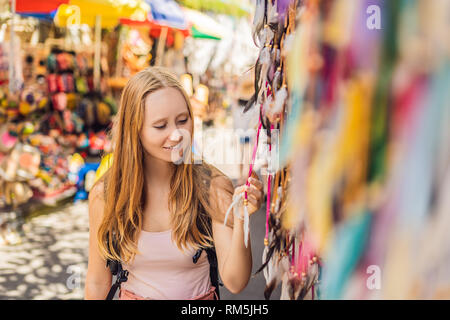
<box><xmin>96</xmin><ymin>67</ymin><xmax>232</xmax><ymax>264</ymax></box>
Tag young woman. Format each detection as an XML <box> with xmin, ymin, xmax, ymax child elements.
<box><xmin>85</xmin><ymin>67</ymin><xmax>264</xmax><ymax>300</ymax></box>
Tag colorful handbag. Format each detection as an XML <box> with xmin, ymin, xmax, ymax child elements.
<box><xmin>0</xmin><ymin>125</ymin><xmax>18</xmax><ymax>153</ymax></box>
<box><xmin>52</xmin><ymin>92</ymin><xmax>67</xmax><ymax>111</ymax></box>
<box><xmin>16</xmin><ymin>144</ymin><xmax>41</xmax><ymax>180</ymax></box>
<box><xmin>75</xmin><ymin>77</ymin><xmax>88</xmax><ymax>94</ymax></box>
<box><xmin>47</xmin><ymin>74</ymin><xmax>58</xmax><ymax>93</ymax></box>
<box><xmin>96</xmin><ymin>101</ymin><xmax>111</xmax><ymax>125</ymax></box>
<box><xmin>63</xmin><ymin>110</ymin><xmax>75</xmax><ymax>133</ymax></box>
<box><xmin>66</xmin><ymin>93</ymin><xmax>77</xmax><ymax>110</ymax></box>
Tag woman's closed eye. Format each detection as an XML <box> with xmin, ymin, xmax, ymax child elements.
<box><xmin>153</xmin><ymin>118</ymin><xmax>188</xmax><ymax>129</ymax></box>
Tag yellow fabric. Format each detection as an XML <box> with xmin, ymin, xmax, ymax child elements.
<box><xmin>94</xmin><ymin>153</ymin><xmax>113</xmax><ymax>184</ymax></box>
<box><xmin>55</xmin><ymin>0</ymin><xmax>149</xmax><ymax>28</ymax></box>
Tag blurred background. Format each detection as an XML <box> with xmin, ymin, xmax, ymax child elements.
<box><xmin>0</xmin><ymin>0</ymin><xmax>449</xmax><ymax>300</ymax></box>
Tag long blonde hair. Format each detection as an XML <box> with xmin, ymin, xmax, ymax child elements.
<box><xmin>96</xmin><ymin>67</ymin><xmax>232</xmax><ymax>263</ymax></box>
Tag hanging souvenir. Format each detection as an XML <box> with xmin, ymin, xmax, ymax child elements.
<box><xmin>96</xmin><ymin>101</ymin><xmax>111</xmax><ymax>126</ymax></box>
<box><xmin>0</xmin><ymin>125</ymin><xmax>18</xmax><ymax>153</ymax></box>
<box><xmin>51</xmin><ymin>93</ymin><xmax>67</xmax><ymax>111</ymax></box>
<box><xmin>47</xmin><ymin>74</ymin><xmax>58</xmax><ymax>93</ymax></box>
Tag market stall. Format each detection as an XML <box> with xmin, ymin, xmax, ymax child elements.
<box><xmin>0</xmin><ymin>2</ymin><xmax>128</xmax><ymax>245</ymax></box>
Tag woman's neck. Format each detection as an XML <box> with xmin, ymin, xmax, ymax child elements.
<box><xmin>143</xmin><ymin>153</ymin><xmax>175</xmax><ymax>190</ymax></box>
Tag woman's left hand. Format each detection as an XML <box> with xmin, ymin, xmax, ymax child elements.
<box><xmin>233</xmin><ymin>171</ymin><xmax>264</xmax><ymax>216</ymax></box>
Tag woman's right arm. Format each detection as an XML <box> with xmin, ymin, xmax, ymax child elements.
<box><xmin>85</xmin><ymin>181</ymin><xmax>112</xmax><ymax>299</ymax></box>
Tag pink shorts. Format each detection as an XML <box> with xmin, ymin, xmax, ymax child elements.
<box><xmin>119</xmin><ymin>286</ymin><xmax>218</xmax><ymax>300</ymax></box>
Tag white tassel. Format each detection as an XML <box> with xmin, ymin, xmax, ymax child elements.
<box><xmin>263</xmin><ymin>93</ymin><xmax>272</xmax><ymax>117</ymax></box>
<box><xmin>257</xmin><ymin>46</ymin><xmax>271</xmax><ymax>102</ymax></box>
<box><xmin>267</xmin><ymin>85</ymin><xmax>286</xmax><ymax>122</ymax></box>
<box><xmin>223</xmin><ymin>193</ymin><xmax>243</xmax><ymax>226</ymax></box>
<box><xmin>273</xmin><ymin>85</ymin><xmax>287</xmax><ymax>114</ymax></box>
<box><xmin>258</xmin><ymin>26</ymin><xmax>268</xmax><ymax>49</ymax></box>
<box><xmin>266</xmin><ymin>26</ymin><xmax>274</xmax><ymax>45</ymax></box>
<box><xmin>262</xmin><ymin>245</ymin><xmax>269</xmax><ymax>283</ymax></box>
<box><xmin>244</xmin><ymin>204</ymin><xmax>250</xmax><ymax>247</ymax></box>
<box><xmin>259</xmin><ymin>24</ymin><xmax>275</xmax><ymax>49</ymax></box>
<box><xmin>223</xmin><ymin>192</ymin><xmax>250</xmax><ymax>248</ymax></box>
<box><xmin>252</xmin><ymin>0</ymin><xmax>265</xmax><ymax>47</ymax></box>
<box><xmin>275</xmin><ymin>48</ymin><xmax>281</xmax><ymax>64</ymax></box>
<box><xmin>267</xmin><ymin>0</ymin><xmax>278</xmax><ymax>25</ymax></box>
<box><xmin>267</xmin><ymin>253</ymin><xmax>291</xmax><ymax>297</ymax></box>
<box><xmin>275</xmin><ymin>186</ymin><xmax>282</xmax><ymax>212</ymax></box>
<box><xmin>259</xmin><ymin>46</ymin><xmax>270</xmax><ymax>87</ymax></box>
<box><xmin>272</xmin><ymin>68</ymin><xmax>281</xmax><ymax>92</ymax></box>
<box><xmin>262</xmin><ymin>229</ymin><xmax>274</xmax><ymax>282</ymax></box>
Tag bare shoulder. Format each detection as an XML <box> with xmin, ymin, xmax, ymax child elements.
<box><xmin>88</xmin><ymin>178</ymin><xmax>106</xmax><ymax>224</ymax></box>
<box><xmin>89</xmin><ymin>177</ymin><xmax>105</xmax><ymax>203</ymax></box>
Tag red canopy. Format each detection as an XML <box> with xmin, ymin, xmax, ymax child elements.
<box><xmin>120</xmin><ymin>18</ymin><xmax>190</xmax><ymax>47</ymax></box>
<box><xmin>119</xmin><ymin>18</ymin><xmax>190</xmax><ymax>37</ymax></box>
<box><xmin>15</xmin><ymin>0</ymin><xmax>69</xmax><ymax>13</ymax></box>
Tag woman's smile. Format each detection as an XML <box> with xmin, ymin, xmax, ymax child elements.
<box><xmin>163</xmin><ymin>142</ymin><xmax>182</xmax><ymax>151</ymax></box>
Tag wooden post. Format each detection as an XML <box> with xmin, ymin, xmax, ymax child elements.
<box><xmin>115</xmin><ymin>26</ymin><xmax>126</xmax><ymax>78</ymax></box>
<box><xmin>9</xmin><ymin>0</ymin><xmax>16</xmax><ymax>93</ymax></box>
<box><xmin>155</xmin><ymin>27</ymin><xmax>168</xmax><ymax>66</ymax></box>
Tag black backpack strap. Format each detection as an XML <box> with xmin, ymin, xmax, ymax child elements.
<box><xmin>193</xmin><ymin>165</ymin><xmax>223</xmax><ymax>300</ymax></box>
<box><xmin>193</xmin><ymin>247</ymin><xmax>222</xmax><ymax>300</ymax></box>
<box><xmin>105</xmin><ymin>259</ymin><xmax>129</xmax><ymax>300</ymax></box>
<box><xmin>205</xmin><ymin>246</ymin><xmax>222</xmax><ymax>300</ymax></box>
<box><xmin>105</xmin><ymin>234</ymin><xmax>129</xmax><ymax>300</ymax></box>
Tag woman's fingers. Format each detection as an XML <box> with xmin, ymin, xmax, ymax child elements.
<box><xmin>233</xmin><ymin>172</ymin><xmax>264</xmax><ymax>215</ymax></box>
<box><xmin>234</xmin><ymin>185</ymin><xmax>262</xmax><ymax>201</ymax></box>
<box><xmin>233</xmin><ymin>185</ymin><xmax>246</xmax><ymax>197</ymax></box>
<box><xmin>247</xmin><ymin>195</ymin><xmax>259</xmax><ymax>208</ymax></box>
<box><xmin>248</xmin><ymin>172</ymin><xmax>263</xmax><ymax>190</ymax></box>
<box><xmin>245</xmin><ymin>184</ymin><xmax>262</xmax><ymax>202</ymax></box>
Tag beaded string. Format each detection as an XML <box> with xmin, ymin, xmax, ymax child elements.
<box><xmin>245</xmin><ymin>119</ymin><xmax>263</xmax><ymax>204</ymax></box>
<box><xmin>264</xmin><ymin>124</ymin><xmax>275</xmax><ymax>247</ymax></box>
<box><xmin>290</xmin><ymin>234</ymin><xmax>296</xmax><ymax>276</ymax></box>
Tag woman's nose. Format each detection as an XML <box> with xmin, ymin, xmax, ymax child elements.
<box><xmin>168</xmin><ymin>129</ymin><xmax>183</xmax><ymax>142</ymax></box>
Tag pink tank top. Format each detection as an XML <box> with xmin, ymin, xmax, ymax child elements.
<box><xmin>121</xmin><ymin>229</ymin><xmax>211</xmax><ymax>299</ymax></box>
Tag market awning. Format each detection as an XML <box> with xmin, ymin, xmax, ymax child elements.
<box><xmin>190</xmin><ymin>25</ymin><xmax>220</xmax><ymax>40</ymax></box>
<box><xmin>182</xmin><ymin>7</ymin><xmax>227</xmax><ymax>40</ymax></box>
<box><xmin>147</xmin><ymin>0</ymin><xmax>188</xmax><ymax>30</ymax></box>
<box><xmin>14</xmin><ymin>0</ymin><xmax>69</xmax><ymax>20</ymax></box>
<box><xmin>119</xmin><ymin>18</ymin><xmax>190</xmax><ymax>38</ymax></box>
<box><xmin>119</xmin><ymin>0</ymin><xmax>190</xmax><ymax>37</ymax></box>
<box><xmin>179</xmin><ymin>0</ymin><xmax>251</xmax><ymax>18</ymax></box>
<box><xmin>15</xmin><ymin>0</ymin><xmax>69</xmax><ymax>13</ymax></box>
<box><xmin>53</xmin><ymin>0</ymin><xmax>149</xmax><ymax>28</ymax></box>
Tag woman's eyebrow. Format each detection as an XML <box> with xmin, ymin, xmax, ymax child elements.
<box><xmin>152</xmin><ymin>117</ymin><xmax>167</xmax><ymax>124</ymax></box>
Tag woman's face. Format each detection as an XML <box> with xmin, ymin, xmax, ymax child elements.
<box><xmin>140</xmin><ymin>87</ymin><xmax>193</xmax><ymax>164</ymax></box>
